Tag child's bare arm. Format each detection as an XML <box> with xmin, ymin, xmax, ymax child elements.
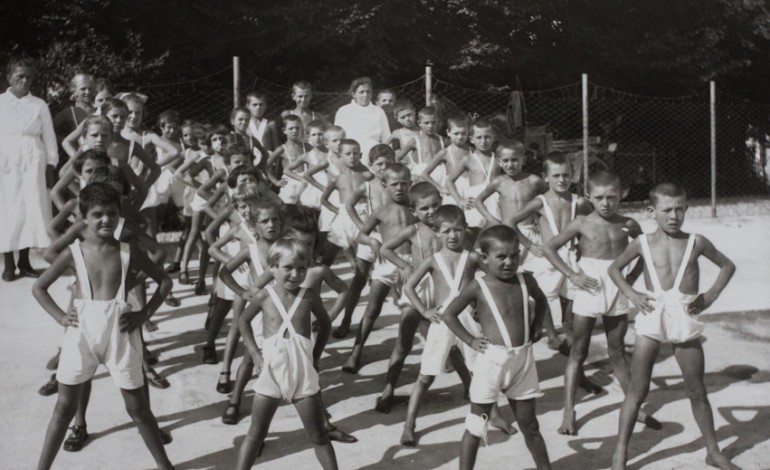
<box><xmin>218</xmin><ymin>248</ymin><xmax>253</xmax><ymax>299</ymax></box>
<box><xmin>32</xmin><ymin>250</ymin><xmax>78</xmax><ymax>327</ymax></box>
<box><xmin>608</xmin><ymin>239</ymin><xmax>656</xmax><ymax>313</ymax></box>
<box><xmin>47</xmin><ymin>200</ymin><xmax>79</xmax><ymax>241</ymax></box>
<box><xmin>311</xmin><ymin>295</ymin><xmax>332</xmax><ymax>365</ymax></box>
<box><xmin>121</xmin><ymin>244</ymin><xmax>172</xmax><ymax>332</ymax></box>
<box><xmin>206</xmin><ymin>209</ymin><xmax>237</xmax><ymax>257</ymax></box>
<box><xmin>343</xmin><ymin>188</ymin><xmax>366</xmax><ymax>229</ymax></box>
<box><xmin>62</xmin><ymin>121</ymin><xmax>87</xmax><ymax>160</ymax></box>
<box><xmin>404</xmin><ymin>257</ymin><xmax>436</xmax><ymax>320</ymax></box>
<box><xmin>394</xmin><ymin>136</ymin><xmax>416</xmax><ymax>162</ymax></box>
<box><xmin>510</xmin><ymin>198</ymin><xmax>544</xmax><ymax>251</ymax></box>
<box><xmin>380</xmin><ymin>225</ymin><xmax>416</xmax><ymax>272</ymax></box>
<box><xmin>524</xmin><ymin>273</ymin><xmax>547</xmax><ymax>343</ymax></box>
<box><xmin>173</xmin><ymin>156</ymin><xmax>198</xmax><ymax>187</ymax></box>
<box><xmin>443</xmin><ymin>281</ymin><xmax>489</xmax><ymax>352</ymax></box>
<box><xmin>197</xmin><ymin>170</ymin><xmax>226</xmax><ymax>199</ymax></box>
<box><xmin>120</xmin><ymin>162</ymin><xmax>148</xmax><ymax>208</ymax></box>
<box><xmin>445</xmin><ymin>159</ymin><xmax>469</xmax><ymax>206</ymax></box>
<box><xmin>238</xmin><ymin>294</ymin><xmax>266</xmax><ymax>370</ymax></box>
<box><xmin>131</xmin><ymin>146</ymin><xmax>161</xmax><ymax>187</ymax></box>
<box><xmin>148</xmin><ymin>134</ymin><xmax>181</xmax><ymax>167</ymax></box>
<box><xmin>354</xmin><ymin>213</ymin><xmax>382</xmax><ymax>255</ymax></box>
<box><xmin>542</xmin><ymin>217</ymin><xmax>599</xmax><ymax>290</ymax></box>
<box><xmin>44</xmin><ymin>220</ymin><xmax>85</xmax><ymax>264</ymax></box>
<box><xmin>202</xmin><ymin>184</ymin><xmax>227</xmax><ymax>219</ymax></box>
<box><xmin>302</xmin><ymin>160</ymin><xmax>329</xmax><ymax>191</ymax></box>
<box><xmin>51</xmin><ymin>169</ymin><xmax>78</xmax><ymax>211</ymax></box>
<box><xmin>420</xmin><ymin>150</ymin><xmax>448</xmax><ymax>192</ymax></box>
<box><xmin>283</xmin><ymin>154</ymin><xmax>308</xmax><ymax>182</ymax></box>
<box><xmin>474</xmin><ymin>179</ymin><xmax>503</xmax><ymax>226</ymax></box>
<box><xmin>319</xmin><ymin>175</ymin><xmax>339</xmax><ymax>214</ymax></box>
<box><xmin>687</xmin><ymin>235</ymin><xmax>736</xmax><ymax>315</ymax></box>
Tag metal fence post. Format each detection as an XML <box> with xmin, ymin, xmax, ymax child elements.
<box><xmin>425</xmin><ymin>61</ymin><xmax>433</xmax><ymax>108</ymax></box>
<box><xmin>710</xmin><ymin>81</ymin><xmax>717</xmax><ymax>218</ymax></box>
<box><xmin>582</xmin><ymin>73</ymin><xmax>589</xmax><ymax>194</ymax></box>
<box><xmin>233</xmin><ymin>56</ymin><xmax>241</xmax><ymax>108</ymax></box>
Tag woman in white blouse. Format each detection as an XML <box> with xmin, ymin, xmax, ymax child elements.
<box><xmin>0</xmin><ymin>57</ymin><xmax>58</xmax><ymax>281</ymax></box>
<box><xmin>334</xmin><ymin>76</ymin><xmax>391</xmax><ymax>157</ymax></box>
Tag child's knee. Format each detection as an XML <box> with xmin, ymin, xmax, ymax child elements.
<box><xmin>417</xmin><ymin>374</ymin><xmax>435</xmax><ymax>387</ymax></box>
<box><xmin>684</xmin><ymin>385</ymin><xmax>709</xmax><ymax>404</ymax></box>
<box><xmin>518</xmin><ymin>415</ymin><xmax>542</xmax><ymax>439</ymax></box>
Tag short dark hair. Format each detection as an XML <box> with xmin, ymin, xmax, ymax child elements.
<box><xmin>73</xmin><ymin>149</ymin><xmax>110</xmax><ymax>174</ymax></box>
<box><xmin>495</xmin><ymin>140</ymin><xmax>525</xmax><ymax>159</ymax></box>
<box><xmin>383</xmin><ymin>162</ymin><xmax>410</xmax><ymax>179</ymax></box>
<box><xmin>340</xmin><ymin>138</ymin><xmax>360</xmax><ymax>150</ymax></box>
<box><xmin>408</xmin><ymin>181</ymin><xmax>440</xmax><ymax>207</ymax></box>
<box><xmin>649</xmin><ymin>182</ymin><xmax>687</xmax><ymax>206</ymax></box>
<box><xmin>6</xmin><ymin>56</ymin><xmax>36</xmax><ymax>78</ymax></box>
<box><xmin>368</xmin><ymin>143</ymin><xmax>395</xmax><ymax>164</ymax></box>
<box><xmin>434</xmin><ymin>205</ymin><xmax>466</xmax><ymax>228</ymax></box>
<box><xmin>477</xmin><ymin>225</ymin><xmax>519</xmax><ymax>254</ymax></box>
<box><xmin>447</xmin><ymin>114</ymin><xmax>470</xmax><ymax>130</ymax></box>
<box><xmin>306</xmin><ymin>119</ymin><xmax>326</xmax><ymax>133</ymax></box>
<box><xmin>543</xmin><ymin>151</ymin><xmax>570</xmax><ymax>174</ymax></box>
<box><xmin>392</xmin><ymin>99</ymin><xmax>415</xmax><ymax>117</ymax></box>
<box><xmin>245</xmin><ymin>90</ymin><xmax>267</xmax><ymax>102</ymax></box>
<box><xmin>91</xmin><ymin>165</ymin><xmax>129</xmax><ymax>195</ymax></box>
<box><xmin>228</xmin><ymin>164</ymin><xmax>261</xmax><ymax>188</ymax></box>
<box><xmin>100</xmin><ymin>98</ymin><xmax>127</xmax><ymax>116</ymax></box>
<box><xmin>587</xmin><ymin>171</ymin><xmax>622</xmax><ymax>192</ymax></box>
<box><xmin>157</xmin><ymin>109</ymin><xmax>180</xmax><ymax>127</ymax></box>
<box><xmin>222</xmin><ymin>141</ymin><xmax>251</xmax><ymax>166</ymax></box>
<box><xmin>282</xmin><ymin>204</ymin><xmax>318</xmax><ymax>236</ymax></box>
<box><xmin>79</xmin><ymin>182</ymin><xmax>121</xmax><ymax>216</ymax></box>
<box><xmin>282</xmin><ymin>114</ymin><xmax>302</xmax><ymax>128</ymax></box>
<box><xmin>418</xmin><ymin>106</ymin><xmax>437</xmax><ymax>119</ymax></box>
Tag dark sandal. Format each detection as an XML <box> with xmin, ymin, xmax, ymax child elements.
<box><xmin>165</xmin><ymin>293</ymin><xmax>181</xmax><ymax>307</ymax></box>
<box><xmin>327</xmin><ymin>425</ymin><xmax>357</xmax><ymax>443</ymax></box>
<box><xmin>38</xmin><ymin>374</ymin><xmax>58</xmax><ymax>396</ymax></box>
<box><xmin>179</xmin><ymin>271</ymin><xmax>190</xmax><ymax>285</ymax></box>
<box><xmin>194</xmin><ymin>280</ymin><xmax>206</xmax><ymax>296</ymax></box>
<box><xmin>63</xmin><ymin>425</ymin><xmax>88</xmax><ymax>452</ymax></box>
<box><xmin>160</xmin><ymin>428</ymin><xmax>172</xmax><ymax>444</ymax></box>
<box><xmin>146</xmin><ymin>369</ymin><xmax>170</xmax><ymax>389</ymax></box>
<box><xmin>222</xmin><ymin>403</ymin><xmax>240</xmax><ymax>425</ymax></box>
<box><xmin>216</xmin><ymin>372</ymin><xmax>232</xmax><ymax>394</ymax></box>
<box><xmin>375</xmin><ymin>395</ymin><xmax>393</xmax><ymax>414</ymax></box>
<box><xmin>202</xmin><ymin>346</ymin><xmax>217</xmax><ymax>364</ymax></box>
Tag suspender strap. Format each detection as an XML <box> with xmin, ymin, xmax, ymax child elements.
<box><xmin>265</xmin><ymin>287</ymin><xmax>306</xmax><ymax>338</ymax></box>
<box><xmin>434</xmin><ymin>251</ymin><xmax>469</xmax><ymax>297</ymax></box>
<box><xmin>69</xmin><ymin>241</ymin><xmax>129</xmax><ymax>301</ymax></box>
<box><xmin>673</xmin><ymin>234</ymin><xmax>696</xmax><ymax>291</ymax></box>
<box><xmin>639</xmin><ymin>234</ymin><xmax>663</xmax><ymax>293</ymax></box>
<box><xmin>472</xmin><ymin>152</ymin><xmax>495</xmax><ymax>185</ymax></box>
<box><xmin>248</xmin><ymin>243</ymin><xmax>266</xmax><ymax>276</ymax></box>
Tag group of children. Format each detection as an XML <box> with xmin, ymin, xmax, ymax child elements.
<box><xmin>30</xmin><ymin>76</ymin><xmax>741</xmax><ymax>470</ymax></box>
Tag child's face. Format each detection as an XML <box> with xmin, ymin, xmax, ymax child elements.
<box><xmin>254</xmin><ymin>207</ymin><xmax>281</xmax><ymax>241</ymax></box>
<box><xmin>80</xmin><ymin>158</ymin><xmax>106</xmax><ymax>184</ymax></box>
<box><xmin>94</xmin><ymin>90</ymin><xmax>111</xmax><ymax>110</ymax></box>
<box><xmin>84</xmin><ymin>123</ymin><xmax>111</xmax><ymax>151</ymax></box>
<box><xmin>497</xmin><ymin>149</ymin><xmax>524</xmax><ymax>177</ymax></box>
<box><xmin>376</xmin><ymin>92</ymin><xmax>395</xmax><ymax>108</ymax></box>
<box><xmin>74</xmin><ymin>78</ymin><xmax>95</xmax><ymax>105</ymax></box>
<box><xmin>418</xmin><ymin>113</ymin><xmax>437</xmax><ymax>136</ymax></box>
<box><xmin>234</xmin><ymin>200</ymin><xmax>250</xmax><ymax>221</ymax></box>
<box><xmin>105</xmin><ymin>107</ymin><xmax>127</xmax><ymax>133</ymax></box>
<box><xmin>247</xmin><ymin>97</ymin><xmax>267</xmax><ymax>119</ymax></box>
<box><xmin>232</xmin><ymin>111</ymin><xmax>250</xmax><ymax>134</ymax></box>
<box><xmin>84</xmin><ymin>203</ymin><xmax>120</xmax><ymax>239</ymax></box>
<box><xmin>370</xmin><ymin>156</ymin><xmax>390</xmax><ymax>178</ymax></box>
<box><xmin>384</xmin><ymin>170</ymin><xmax>410</xmax><ymax>204</ymax></box>
<box><xmin>126</xmin><ymin>101</ymin><xmax>144</xmax><ymax>130</ymax></box>
<box><xmin>437</xmin><ymin>220</ymin><xmax>465</xmax><ymax>251</ymax></box>
<box><xmin>340</xmin><ymin>144</ymin><xmax>361</xmax><ymax>167</ymax></box>
<box><xmin>352</xmin><ymin>84</ymin><xmax>372</xmax><ymax>106</ymax></box>
<box><xmin>447</xmin><ymin>124</ymin><xmax>469</xmax><ymax>146</ymax></box>
<box><xmin>283</xmin><ymin>120</ymin><xmax>302</xmax><ymax>141</ymax></box>
<box><xmin>292</xmin><ymin>87</ymin><xmax>312</xmax><ymax>109</ymax></box>
<box><xmin>324</xmin><ymin>131</ymin><xmax>343</xmax><ymax>155</ymax></box>
<box><xmin>482</xmin><ymin>239</ymin><xmax>519</xmax><ymax>280</ymax></box>
<box><xmin>471</xmin><ymin>126</ymin><xmax>494</xmax><ymax>152</ymax></box>
<box><xmin>210</xmin><ymin>133</ymin><xmax>224</xmax><ymax>153</ymax></box>
<box><xmin>649</xmin><ymin>195</ymin><xmax>688</xmax><ymax>235</ymax></box>
<box><xmin>229</xmin><ymin>154</ymin><xmax>250</xmax><ymax>170</ymax></box>
<box><xmin>413</xmin><ymin>194</ymin><xmax>441</xmax><ymax>226</ymax></box>
<box><xmin>236</xmin><ymin>173</ymin><xmax>258</xmax><ymax>186</ymax></box>
<box><xmin>307</xmin><ymin>126</ymin><xmax>324</xmax><ymax>149</ymax></box>
<box><xmin>544</xmin><ymin>162</ymin><xmax>571</xmax><ymax>193</ymax></box>
<box><xmin>181</xmin><ymin>126</ymin><xmax>194</xmax><ymax>147</ymax></box>
<box><xmin>271</xmin><ymin>252</ymin><xmax>308</xmax><ymax>292</ymax></box>
<box><xmin>396</xmin><ymin>108</ymin><xmax>417</xmax><ymax>129</ymax></box>
<box><xmin>159</xmin><ymin>120</ymin><xmax>179</xmax><ymax>140</ymax></box>
<box><xmin>588</xmin><ymin>183</ymin><xmax>621</xmax><ymax>218</ymax></box>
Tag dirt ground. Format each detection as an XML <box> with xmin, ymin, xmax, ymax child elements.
<box><xmin>2</xmin><ymin>215</ymin><xmax>769</xmax><ymax>469</ymax></box>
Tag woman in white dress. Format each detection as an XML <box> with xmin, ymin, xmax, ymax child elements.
<box><xmin>334</xmin><ymin>76</ymin><xmax>391</xmax><ymax>157</ymax></box>
<box><xmin>0</xmin><ymin>58</ymin><xmax>58</xmax><ymax>281</ymax></box>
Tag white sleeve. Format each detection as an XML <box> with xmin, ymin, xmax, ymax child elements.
<box><xmin>378</xmin><ymin>107</ymin><xmax>391</xmax><ymax>143</ymax></box>
<box><xmin>40</xmin><ymin>101</ymin><xmax>59</xmax><ymax>167</ymax></box>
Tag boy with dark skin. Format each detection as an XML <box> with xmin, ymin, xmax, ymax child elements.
<box><xmin>443</xmin><ymin>226</ymin><xmax>551</xmax><ymax>470</ymax></box>
<box><xmin>32</xmin><ymin>184</ymin><xmax>173</xmax><ymax>470</ymax></box>
<box><xmin>542</xmin><ymin>171</ymin><xmax>659</xmax><ymax>435</ymax></box>
<box><xmin>609</xmin><ymin>183</ymin><xmax>738</xmax><ymax>470</ymax></box>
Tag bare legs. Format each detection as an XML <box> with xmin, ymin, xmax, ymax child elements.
<box><xmin>342</xmin><ymin>279</ymin><xmax>389</xmax><ymax>373</ymax></box>
<box><xmin>333</xmin><ymin>258</ymin><xmax>371</xmax><ymax>338</ymax></box>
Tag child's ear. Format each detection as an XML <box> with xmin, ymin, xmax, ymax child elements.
<box><xmin>646</xmin><ymin>205</ymin><xmax>655</xmax><ymax>216</ymax></box>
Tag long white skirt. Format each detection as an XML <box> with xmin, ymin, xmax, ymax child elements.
<box><xmin>0</xmin><ymin>135</ymin><xmax>53</xmax><ymax>252</ymax></box>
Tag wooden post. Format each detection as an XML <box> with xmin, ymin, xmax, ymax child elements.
<box><xmin>425</xmin><ymin>62</ymin><xmax>433</xmax><ymax>108</ymax></box>
<box><xmin>233</xmin><ymin>56</ymin><xmax>241</xmax><ymax>108</ymax></box>
<box><xmin>582</xmin><ymin>73</ymin><xmax>589</xmax><ymax>194</ymax></box>
<box><xmin>710</xmin><ymin>81</ymin><xmax>717</xmax><ymax>218</ymax></box>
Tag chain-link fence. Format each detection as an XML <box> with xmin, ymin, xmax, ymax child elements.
<box><xmin>51</xmin><ymin>59</ymin><xmax>770</xmax><ymax>218</ymax></box>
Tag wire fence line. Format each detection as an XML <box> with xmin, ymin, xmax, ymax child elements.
<box><xmin>54</xmin><ymin>60</ymin><xmax>770</xmax><ymax>217</ymax></box>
